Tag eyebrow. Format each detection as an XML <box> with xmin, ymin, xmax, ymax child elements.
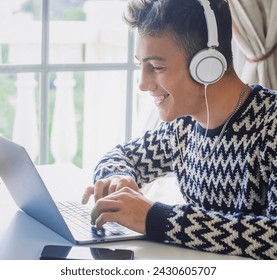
<box><xmin>135</xmin><ymin>55</ymin><xmax>166</xmax><ymax>63</ymax></box>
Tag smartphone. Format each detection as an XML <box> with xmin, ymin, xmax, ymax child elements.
<box><xmin>40</xmin><ymin>245</ymin><xmax>134</xmax><ymax>260</ymax></box>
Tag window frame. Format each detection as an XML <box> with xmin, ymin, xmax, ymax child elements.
<box><xmin>0</xmin><ymin>0</ymin><xmax>137</xmax><ymax>164</ymax></box>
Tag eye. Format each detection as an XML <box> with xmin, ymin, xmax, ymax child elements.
<box><xmin>151</xmin><ymin>65</ymin><xmax>165</xmax><ymax>72</ymax></box>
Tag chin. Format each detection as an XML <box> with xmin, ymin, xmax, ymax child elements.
<box><xmin>158</xmin><ymin>105</ymin><xmax>182</xmax><ymax>122</ymax></box>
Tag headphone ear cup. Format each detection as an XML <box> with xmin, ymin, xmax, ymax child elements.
<box><xmin>189</xmin><ymin>48</ymin><xmax>227</xmax><ymax>85</ymax></box>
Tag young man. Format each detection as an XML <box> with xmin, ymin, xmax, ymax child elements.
<box><xmin>82</xmin><ymin>0</ymin><xmax>277</xmax><ymax>259</ymax></box>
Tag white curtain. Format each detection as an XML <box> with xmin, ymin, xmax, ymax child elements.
<box><xmin>229</xmin><ymin>0</ymin><xmax>277</xmax><ymax>89</ymax></box>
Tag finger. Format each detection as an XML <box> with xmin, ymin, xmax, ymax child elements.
<box><xmin>81</xmin><ymin>186</ymin><xmax>94</xmax><ymax>204</ymax></box>
<box><xmin>108</xmin><ymin>177</ymin><xmax>136</xmax><ymax>194</ymax></box>
<box><xmin>91</xmin><ymin>189</ymin><xmax>134</xmax><ymax>224</ymax></box>
<box><xmin>114</xmin><ymin>181</ymin><xmax>129</xmax><ymax>191</ymax></box>
<box><xmin>90</xmin><ymin>199</ymin><xmax>120</xmax><ymax>225</ymax></box>
<box><xmin>95</xmin><ymin>212</ymin><xmax>119</xmax><ymax>228</ymax></box>
<box><xmin>94</xmin><ymin>179</ymin><xmax>110</xmax><ymax>202</ymax></box>
<box><xmin>114</xmin><ymin>179</ymin><xmax>139</xmax><ymax>192</ymax></box>
<box><xmin>113</xmin><ymin>186</ymin><xmax>136</xmax><ymax>195</ymax></box>
<box><xmin>108</xmin><ymin>184</ymin><xmax>117</xmax><ymax>195</ymax></box>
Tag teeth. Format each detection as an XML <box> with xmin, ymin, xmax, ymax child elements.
<box><xmin>154</xmin><ymin>94</ymin><xmax>169</xmax><ymax>105</ymax></box>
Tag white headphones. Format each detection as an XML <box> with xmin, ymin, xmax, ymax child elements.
<box><xmin>189</xmin><ymin>0</ymin><xmax>227</xmax><ymax>85</ymax></box>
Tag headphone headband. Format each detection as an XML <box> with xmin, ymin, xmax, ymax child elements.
<box><xmin>197</xmin><ymin>0</ymin><xmax>219</xmax><ymax>48</ymax></box>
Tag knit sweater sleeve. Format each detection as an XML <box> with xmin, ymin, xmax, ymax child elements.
<box><xmin>146</xmin><ymin>166</ymin><xmax>277</xmax><ymax>260</ymax></box>
<box><xmin>92</xmin><ymin>121</ymin><xmax>174</xmax><ymax>187</ymax></box>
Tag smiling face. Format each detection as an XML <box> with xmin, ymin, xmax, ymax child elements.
<box><xmin>135</xmin><ymin>33</ymin><xmax>203</xmax><ymax>122</ymax></box>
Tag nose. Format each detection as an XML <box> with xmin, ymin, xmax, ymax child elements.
<box><xmin>138</xmin><ymin>68</ymin><xmax>157</xmax><ymax>92</ymax></box>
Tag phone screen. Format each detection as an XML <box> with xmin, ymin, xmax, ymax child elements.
<box><xmin>40</xmin><ymin>245</ymin><xmax>134</xmax><ymax>260</ymax></box>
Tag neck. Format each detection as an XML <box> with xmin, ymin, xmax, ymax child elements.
<box><xmin>195</xmin><ymin>74</ymin><xmax>250</xmax><ymax>129</ymax></box>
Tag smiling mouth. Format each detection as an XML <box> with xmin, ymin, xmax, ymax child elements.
<box><xmin>154</xmin><ymin>94</ymin><xmax>170</xmax><ymax>105</ymax></box>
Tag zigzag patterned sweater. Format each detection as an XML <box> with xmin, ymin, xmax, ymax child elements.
<box><xmin>93</xmin><ymin>85</ymin><xmax>277</xmax><ymax>259</ymax></box>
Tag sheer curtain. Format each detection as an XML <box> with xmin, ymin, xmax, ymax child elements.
<box><xmin>229</xmin><ymin>0</ymin><xmax>277</xmax><ymax>89</ymax></box>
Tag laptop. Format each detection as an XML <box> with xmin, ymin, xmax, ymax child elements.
<box><xmin>0</xmin><ymin>136</ymin><xmax>145</xmax><ymax>244</ymax></box>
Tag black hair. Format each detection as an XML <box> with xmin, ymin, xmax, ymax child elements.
<box><xmin>123</xmin><ymin>0</ymin><xmax>233</xmax><ymax>68</ymax></box>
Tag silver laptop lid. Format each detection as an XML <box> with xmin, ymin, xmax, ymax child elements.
<box><xmin>0</xmin><ymin>136</ymin><xmax>74</xmax><ymax>243</ymax></box>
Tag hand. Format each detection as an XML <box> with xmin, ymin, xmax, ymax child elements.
<box><xmin>82</xmin><ymin>175</ymin><xmax>140</xmax><ymax>203</ymax></box>
<box><xmin>90</xmin><ymin>187</ymin><xmax>153</xmax><ymax>234</ymax></box>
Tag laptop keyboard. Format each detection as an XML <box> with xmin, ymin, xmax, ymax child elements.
<box><xmin>56</xmin><ymin>201</ymin><xmax>135</xmax><ymax>240</ymax></box>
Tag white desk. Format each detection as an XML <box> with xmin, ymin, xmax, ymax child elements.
<box><xmin>0</xmin><ymin>164</ymin><xmax>246</xmax><ymax>260</ymax></box>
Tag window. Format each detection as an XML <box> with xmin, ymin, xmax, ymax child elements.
<box><xmin>0</xmin><ymin>0</ymin><xmax>156</xmax><ymax>171</ymax></box>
